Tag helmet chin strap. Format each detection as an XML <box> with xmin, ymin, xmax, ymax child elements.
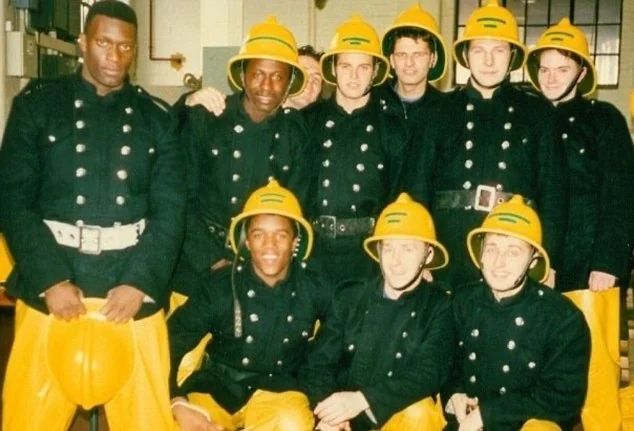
<box><xmin>381</xmin><ymin>250</ymin><xmax>429</xmax><ymax>291</ymax></box>
<box><xmin>550</xmin><ymin>66</ymin><xmax>585</xmax><ymax>103</ymax></box>
<box><xmin>464</xmin><ymin>45</ymin><xmax>517</xmax><ymax>90</ymax></box>
<box><xmin>479</xmin><ymin>247</ymin><xmax>538</xmax><ymax>294</ymax></box>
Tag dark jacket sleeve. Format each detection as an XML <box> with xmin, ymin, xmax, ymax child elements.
<box><xmin>117</xmin><ymin>105</ymin><xmax>186</xmax><ymax>303</ymax></box>
<box><xmin>479</xmin><ymin>306</ymin><xmax>590</xmax><ymax>428</ymax></box>
<box><xmin>0</xmin><ymin>84</ymin><xmax>75</xmax><ymax>296</ymax></box>
<box><xmin>590</xmin><ymin>103</ymin><xmax>634</xmax><ymax>279</ymax></box>
<box><xmin>534</xmin><ymin>101</ymin><xmax>567</xmax><ymax>273</ymax></box>
<box><xmin>360</xmin><ymin>293</ymin><xmax>455</xmax><ymax>427</ymax></box>
<box><xmin>298</xmin><ymin>286</ymin><xmax>348</xmax><ymax>407</ymax></box>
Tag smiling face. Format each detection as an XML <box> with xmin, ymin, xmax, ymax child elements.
<box><xmin>79</xmin><ymin>15</ymin><xmax>136</xmax><ymax>96</ymax></box>
<box><xmin>467</xmin><ymin>39</ymin><xmax>512</xmax><ymax>90</ymax></box>
<box><xmin>537</xmin><ymin>48</ymin><xmax>585</xmax><ymax>103</ymax></box>
<box><xmin>380</xmin><ymin>238</ymin><xmax>431</xmax><ymax>297</ymax></box>
<box><xmin>480</xmin><ymin>233</ymin><xmax>535</xmax><ymax>298</ymax></box>
<box><xmin>246</xmin><ymin>214</ymin><xmax>298</xmax><ymax>287</ymax></box>
<box><xmin>243</xmin><ymin>58</ymin><xmax>292</xmax><ymax>122</ymax></box>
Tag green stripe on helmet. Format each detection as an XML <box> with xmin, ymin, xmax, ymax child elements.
<box><xmin>247</xmin><ymin>36</ymin><xmax>295</xmax><ymax>53</ymax></box>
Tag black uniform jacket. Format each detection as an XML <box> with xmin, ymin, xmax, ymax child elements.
<box><xmin>303</xmin><ymin>92</ymin><xmax>408</xmax><ymax>282</ymax></box>
<box><xmin>0</xmin><ymin>73</ymin><xmax>186</xmax><ymax>317</ymax></box>
<box><xmin>172</xmin><ymin>94</ymin><xmax>313</xmax><ymax>293</ymax></box>
<box><xmin>555</xmin><ymin>94</ymin><xmax>634</xmax><ymax>291</ymax></box>
<box><xmin>168</xmin><ymin>262</ymin><xmax>333</xmax><ymax>413</ymax></box>
<box><xmin>299</xmin><ymin>277</ymin><xmax>454</xmax><ymax>430</ymax></box>
<box><xmin>442</xmin><ymin>278</ymin><xmax>590</xmax><ymax>430</ymax></box>
<box><xmin>406</xmin><ymin>81</ymin><xmax>567</xmax><ymax>285</ymax></box>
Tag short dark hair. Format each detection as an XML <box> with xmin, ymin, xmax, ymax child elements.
<box><xmin>386</xmin><ymin>27</ymin><xmax>437</xmax><ymax>55</ymax></box>
<box><xmin>298</xmin><ymin>45</ymin><xmax>324</xmax><ymax>62</ymax></box>
<box><xmin>85</xmin><ymin>0</ymin><xmax>138</xmax><ymax>34</ymax></box>
<box><xmin>535</xmin><ymin>48</ymin><xmax>585</xmax><ymax>68</ymax></box>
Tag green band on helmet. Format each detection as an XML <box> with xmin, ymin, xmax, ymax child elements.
<box><xmin>259</xmin><ymin>193</ymin><xmax>286</xmax><ymax>203</ymax></box>
<box><xmin>546</xmin><ymin>31</ymin><xmax>575</xmax><ymax>39</ymax></box>
<box><xmin>477</xmin><ymin>17</ymin><xmax>506</xmax><ymax>25</ymax></box>
<box><xmin>247</xmin><ymin>36</ymin><xmax>295</xmax><ymax>52</ymax></box>
<box><xmin>491</xmin><ymin>212</ymin><xmax>531</xmax><ymax>225</ymax></box>
<box><xmin>342</xmin><ymin>37</ymin><xmax>371</xmax><ymax>45</ymax></box>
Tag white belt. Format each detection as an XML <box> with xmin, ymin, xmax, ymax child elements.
<box><xmin>44</xmin><ymin>219</ymin><xmax>146</xmax><ymax>255</ymax></box>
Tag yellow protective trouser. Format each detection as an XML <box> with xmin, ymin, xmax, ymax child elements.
<box><xmin>2</xmin><ymin>301</ymin><xmax>178</xmax><ymax>431</ymax></box>
<box><xmin>187</xmin><ymin>390</ymin><xmax>314</xmax><ymax>431</ymax></box>
<box><xmin>563</xmin><ymin>288</ymin><xmax>621</xmax><ymax>431</ymax></box>
<box><xmin>381</xmin><ymin>396</ymin><xmax>446</xmax><ymax>431</ymax></box>
<box><xmin>620</xmin><ymin>386</ymin><xmax>634</xmax><ymax>430</ymax></box>
<box><xmin>520</xmin><ymin>419</ymin><xmax>562</xmax><ymax>430</ymax></box>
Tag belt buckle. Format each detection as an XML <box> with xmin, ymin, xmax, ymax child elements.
<box><xmin>319</xmin><ymin>215</ymin><xmax>337</xmax><ymax>239</ymax></box>
<box><xmin>78</xmin><ymin>225</ymin><xmax>102</xmax><ymax>255</ymax></box>
<box><xmin>474</xmin><ymin>185</ymin><xmax>497</xmax><ymax>212</ymax></box>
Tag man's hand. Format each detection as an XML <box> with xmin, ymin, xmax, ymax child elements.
<box><xmin>458</xmin><ymin>406</ymin><xmax>483</xmax><ymax>431</ymax></box>
<box><xmin>447</xmin><ymin>393</ymin><xmax>478</xmax><ymax>423</ymax></box>
<box><xmin>185</xmin><ymin>87</ymin><xmax>227</xmax><ymax>117</ymax></box>
<box><xmin>100</xmin><ymin>285</ymin><xmax>145</xmax><ymax>323</ymax></box>
<box><xmin>544</xmin><ymin>269</ymin><xmax>556</xmax><ymax>289</ymax></box>
<box><xmin>316</xmin><ymin>420</ymin><xmax>351</xmax><ymax>431</ymax></box>
<box><xmin>171</xmin><ymin>397</ymin><xmax>224</xmax><ymax>431</ymax></box>
<box><xmin>44</xmin><ymin>280</ymin><xmax>86</xmax><ymax>320</ymax></box>
<box><xmin>211</xmin><ymin>259</ymin><xmax>231</xmax><ymax>271</ymax></box>
<box><xmin>314</xmin><ymin>391</ymin><xmax>369</xmax><ymax>426</ymax></box>
<box><xmin>588</xmin><ymin>271</ymin><xmax>616</xmax><ymax>292</ymax></box>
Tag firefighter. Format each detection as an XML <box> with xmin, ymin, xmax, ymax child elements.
<box><xmin>442</xmin><ymin>196</ymin><xmax>590</xmax><ymax>431</ymax></box>
<box><xmin>168</xmin><ymin>180</ymin><xmax>333</xmax><ymax>431</ymax></box>
<box><xmin>0</xmin><ymin>2</ymin><xmax>185</xmax><ymax>430</ymax></box>
<box><xmin>380</xmin><ymin>4</ymin><xmax>447</xmax><ymax>128</ymax></box>
<box><xmin>306</xmin><ymin>14</ymin><xmax>408</xmax><ymax>285</ymax></box>
<box><xmin>300</xmin><ymin>193</ymin><xmax>453</xmax><ymax>431</ymax></box>
<box><xmin>405</xmin><ymin>0</ymin><xmax>566</xmax><ymax>288</ymax></box>
<box><xmin>525</xmin><ymin>18</ymin><xmax>634</xmax><ymax>292</ymax></box>
<box><xmin>171</xmin><ymin>16</ymin><xmax>313</xmax><ymax>297</ymax></box>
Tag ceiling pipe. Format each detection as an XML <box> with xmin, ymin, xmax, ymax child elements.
<box><xmin>148</xmin><ymin>0</ymin><xmax>184</xmax><ymax>67</ymax></box>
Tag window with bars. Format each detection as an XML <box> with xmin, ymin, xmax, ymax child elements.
<box><xmin>454</xmin><ymin>0</ymin><xmax>623</xmax><ymax>87</ymax></box>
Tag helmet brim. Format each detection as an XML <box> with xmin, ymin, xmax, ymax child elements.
<box><xmin>227</xmin><ymin>55</ymin><xmax>307</xmax><ymax>97</ymax></box>
<box><xmin>363</xmin><ymin>234</ymin><xmax>449</xmax><ymax>270</ymax></box>
<box><xmin>320</xmin><ymin>51</ymin><xmax>390</xmax><ymax>87</ymax></box>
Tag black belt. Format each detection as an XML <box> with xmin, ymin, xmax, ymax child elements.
<box><xmin>435</xmin><ymin>186</ymin><xmax>533</xmax><ymax>212</ymax></box>
<box><xmin>312</xmin><ymin>215</ymin><xmax>376</xmax><ymax>239</ymax></box>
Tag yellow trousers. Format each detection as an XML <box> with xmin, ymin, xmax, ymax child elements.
<box><xmin>2</xmin><ymin>301</ymin><xmax>177</xmax><ymax>431</ymax></box>
<box><xmin>381</xmin><ymin>396</ymin><xmax>446</xmax><ymax>431</ymax></box>
<box><xmin>187</xmin><ymin>390</ymin><xmax>314</xmax><ymax>431</ymax></box>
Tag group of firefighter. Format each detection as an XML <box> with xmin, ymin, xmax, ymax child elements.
<box><xmin>1</xmin><ymin>0</ymin><xmax>633</xmax><ymax>430</ymax></box>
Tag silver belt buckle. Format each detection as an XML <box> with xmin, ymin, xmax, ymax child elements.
<box><xmin>78</xmin><ymin>225</ymin><xmax>102</xmax><ymax>255</ymax></box>
<box><xmin>474</xmin><ymin>185</ymin><xmax>497</xmax><ymax>212</ymax></box>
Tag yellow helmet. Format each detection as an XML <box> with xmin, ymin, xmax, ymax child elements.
<box><xmin>467</xmin><ymin>195</ymin><xmax>550</xmax><ymax>283</ymax></box>
<box><xmin>321</xmin><ymin>14</ymin><xmax>390</xmax><ymax>86</ymax></box>
<box><xmin>229</xmin><ymin>179</ymin><xmax>313</xmax><ymax>260</ymax></box>
<box><xmin>227</xmin><ymin>16</ymin><xmax>306</xmax><ymax>97</ymax></box>
<box><xmin>453</xmin><ymin>0</ymin><xmax>526</xmax><ymax>71</ymax></box>
<box><xmin>46</xmin><ymin>299</ymin><xmax>136</xmax><ymax>409</ymax></box>
<box><xmin>382</xmin><ymin>4</ymin><xmax>447</xmax><ymax>82</ymax></box>
<box><xmin>364</xmin><ymin>193</ymin><xmax>449</xmax><ymax>270</ymax></box>
<box><xmin>526</xmin><ymin>18</ymin><xmax>596</xmax><ymax>96</ymax></box>
<box><xmin>0</xmin><ymin>234</ymin><xmax>14</xmax><ymax>282</ymax></box>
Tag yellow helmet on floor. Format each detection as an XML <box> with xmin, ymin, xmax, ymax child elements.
<box><xmin>46</xmin><ymin>299</ymin><xmax>136</xmax><ymax>409</ymax></box>
<box><xmin>467</xmin><ymin>195</ymin><xmax>550</xmax><ymax>282</ymax></box>
<box><xmin>321</xmin><ymin>14</ymin><xmax>390</xmax><ymax>86</ymax></box>
<box><xmin>382</xmin><ymin>4</ymin><xmax>447</xmax><ymax>82</ymax></box>
<box><xmin>453</xmin><ymin>0</ymin><xmax>525</xmax><ymax>71</ymax></box>
<box><xmin>229</xmin><ymin>179</ymin><xmax>313</xmax><ymax>260</ymax></box>
<box><xmin>526</xmin><ymin>18</ymin><xmax>596</xmax><ymax>96</ymax></box>
<box><xmin>227</xmin><ymin>16</ymin><xmax>306</xmax><ymax>96</ymax></box>
<box><xmin>364</xmin><ymin>193</ymin><xmax>448</xmax><ymax>270</ymax></box>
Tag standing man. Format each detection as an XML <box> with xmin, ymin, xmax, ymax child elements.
<box><xmin>0</xmin><ymin>2</ymin><xmax>185</xmax><ymax>430</ymax></box>
<box><xmin>171</xmin><ymin>16</ymin><xmax>313</xmax><ymax>297</ymax></box>
<box><xmin>525</xmin><ymin>18</ymin><xmax>634</xmax><ymax>292</ymax></box>
<box><xmin>300</xmin><ymin>193</ymin><xmax>453</xmax><ymax>431</ymax></box>
<box><xmin>380</xmin><ymin>4</ymin><xmax>447</xmax><ymax>128</ymax></box>
<box><xmin>168</xmin><ymin>180</ymin><xmax>332</xmax><ymax>431</ymax></box>
<box><xmin>406</xmin><ymin>0</ymin><xmax>566</xmax><ymax>287</ymax></box>
<box><xmin>443</xmin><ymin>196</ymin><xmax>590</xmax><ymax>430</ymax></box>
<box><xmin>307</xmin><ymin>14</ymin><xmax>408</xmax><ymax>284</ymax></box>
